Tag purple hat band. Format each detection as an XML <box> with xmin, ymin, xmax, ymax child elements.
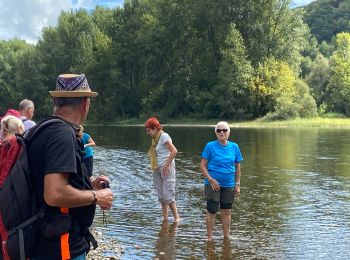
<box><xmin>49</xmin><ymin>74</ymin><xmax>98</xmax><ymax>97</ymax></box>
<box><xmin>56</xmin><ymin>74</ymin><xmax>90</xmax><ymax>91</ymax></box>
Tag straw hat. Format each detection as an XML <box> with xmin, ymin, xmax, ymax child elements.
<box><xmin>49</xmin><ymin>74</ymin><xmax>98</xmax><ymax>98</ymax></box>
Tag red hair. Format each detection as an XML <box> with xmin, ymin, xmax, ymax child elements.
<box><xmin>145</xmin><ymin>117</ymin><xmax>161</xmax><ymax>130</ymax></box>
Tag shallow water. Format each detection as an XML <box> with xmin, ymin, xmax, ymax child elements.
<box><xmin>87</xmin><ymin>126</ymin><xmax>350</xmax><ymax>259</ymax></box>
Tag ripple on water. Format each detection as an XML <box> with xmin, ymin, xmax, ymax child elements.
<box><xmin>90</xmin><ymin>140</ymin><xmax>350</xmax><ymax>260</ymax></box>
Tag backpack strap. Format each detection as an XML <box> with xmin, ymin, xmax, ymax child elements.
<box><xmin>83</xmin><ymin>229</ymin><xmax>98</xmax><ymax>251</ymax></box>
<box><xmin>23</xmin><ymin>118</ymin><xmax>66</xmax><ymax>143</ymax></box>
<box><xmin>8</xmin><ymin>209</ymin><xmax>46</xmax><ymax>260</ymax></box>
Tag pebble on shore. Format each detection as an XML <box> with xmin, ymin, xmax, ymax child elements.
<box><xmin>87</xmin><ymin>229</ymin><xmax>123</xmax><ymax>260</ymax></box>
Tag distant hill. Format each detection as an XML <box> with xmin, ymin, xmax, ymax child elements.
<box><xmin>303</xmin><ymin>0</ymin><xmax>350</xmax><ymax>42</ymax></box>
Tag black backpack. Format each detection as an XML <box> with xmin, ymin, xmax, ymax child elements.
<box><xmin>0</xmin><ymin>119</ymin><xmax>63</xmax><ymax>260</ymax></box>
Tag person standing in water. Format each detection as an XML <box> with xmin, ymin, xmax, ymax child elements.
<box><xmin>145</xmin><ymin>117</ymin><xmax>180</xmax><ymax>222</ymax></box>
<box><xmin>78</xmin><ymin>125</ymin><xmax>96</xmax><ymax>180</ymax></box>
<box><xmin>200</xmin><ymin>121</ymin><xmax>243</xmax><ymax>241</ymax></box>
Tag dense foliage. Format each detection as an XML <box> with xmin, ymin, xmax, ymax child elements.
<box><xmin>304</xmin><ymin>0</ymin><xmax>350</xmax><ymax>43</ymax></box>
<box><xmin>0</xmin><ymin>0</ymin><xmax>349</xmax><ymax>122</ymax></box>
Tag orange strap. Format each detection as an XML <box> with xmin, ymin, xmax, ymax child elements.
<box><xmin>60</xmin><ymin>208</ymin><xmax>70</xmax><ymax>260</ymax></box>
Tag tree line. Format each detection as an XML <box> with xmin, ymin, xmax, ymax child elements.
<box><xmin>0</xmin><ymin>0</ymin><xmax>350</xmax><ymax>122</ymax></box>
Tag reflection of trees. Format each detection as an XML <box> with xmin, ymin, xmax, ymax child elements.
<box><xmin>236</xmin><ymin>128</ymin><xmax>322</xmax><ymax>249</ymax></box>
<box><xmin>155</xmin><ymin>221</ymin><xmax>178</xmax><ymax>259</ymax></box>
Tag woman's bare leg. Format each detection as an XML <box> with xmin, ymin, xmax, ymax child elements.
<box><xmin>221</xmin><ymin>209</ymin><xmax>231</xmax><ymax>239</ymax></box>
<box><xmin>169</xmin><ymin>201</ymin><xmax>180</xmax><ymax>222</ymax></box>
<box><xmin>206</xmin><ymin>212</ymin><xmax>216</xmax><ymax>241</ymax></box>
<box><xmin>162</xmin><ymin>203</ymin><xmax>169</xmax><ymax>221</ymax></box>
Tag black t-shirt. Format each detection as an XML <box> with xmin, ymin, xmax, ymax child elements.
<box><xmin>28</xmin><ymin>117</ymin><xmax>96</xmax><ymax>259</ymax></box>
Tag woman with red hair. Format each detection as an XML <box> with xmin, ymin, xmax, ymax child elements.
<box><xmin>145</xmin><ymin>117</ymin><xmax>180</xmax><ymax>222</ymax></box>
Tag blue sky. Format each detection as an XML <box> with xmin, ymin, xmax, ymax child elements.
<box><xmin>0</xmin><ymin>0</ymin><xmax>315</xmax><ymax>43</ymax></box>
<box><xmin>71</xmin><ymin>0</ymin><xmax>124</xmax><ymax>10</ymax></box>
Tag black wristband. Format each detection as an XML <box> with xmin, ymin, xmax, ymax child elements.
<box><xmin>91</xmin><ymin>190</ymin><xmax>97</xmax><ymax>204</ymax></box>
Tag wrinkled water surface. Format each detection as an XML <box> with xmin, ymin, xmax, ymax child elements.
<box><xmin>86</xmin><ymin>126</ymin><xmax>350</xmax><ymax>260</ymax></box>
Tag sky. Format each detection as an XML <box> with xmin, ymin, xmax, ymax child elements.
<box><xmin>0</xmin><ymin>0</ymin><xmax>315</xmax><ymax>44</ymax></box>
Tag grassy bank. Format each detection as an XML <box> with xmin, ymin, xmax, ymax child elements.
<box><xmin>114</xmin><ymin>117</ymin><xmax>350</xmax><ymax>129</ymax></box>
<box><xmin>230</xmin><ymin>117</ymin><xmax>350</xmax><ymax>128</ymax></box>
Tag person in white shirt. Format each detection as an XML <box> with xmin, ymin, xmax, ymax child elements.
<box><xmin>19</xmin><ymin>99</ymin><xmax>36</xmax><ymax>131</ymax></box>
<box><xmin>145</xmin><ymin>117</ymin><xmax>180</xmax><ymax>222</ymax></box>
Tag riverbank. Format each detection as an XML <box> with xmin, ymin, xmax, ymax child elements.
<box><xmin>228</xmin><ymin>117</ymin><xmax>350</xmax><ymax>128</ymax></box>
<box><xmin>108</xmin><ymin>117</ymin><xmax>350</xmax><ymax>129</ymax></box>
<box><xmin>87</xmin><ymin>228</ymin><xmax>123</xmax><ymax>260</ymax></box>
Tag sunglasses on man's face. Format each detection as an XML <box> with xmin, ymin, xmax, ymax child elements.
<box><xmin>216</xmin><ymin>129</ymin><xmax>228</xmax><ymax>133</ymax></box>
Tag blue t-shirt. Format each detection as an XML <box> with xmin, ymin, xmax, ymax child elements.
<box><xmin>82</xmin><ymin>133</ymin><xmax>94</xmax><ymax>158</ymax></box>
<box><xmin>201</xmin><ymin>140</ymin><xmax>243</xmax><ymax>188</ymax></box>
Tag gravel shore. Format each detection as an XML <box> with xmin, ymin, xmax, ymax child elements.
<box><xmin>87</xmin><ymin>229</ymin><xmax>123</xmax><ymax>260</ymax></box>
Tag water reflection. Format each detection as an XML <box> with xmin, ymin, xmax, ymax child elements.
<box><xmin>86</xmin><ymin>126</ymin><xmax>350</xmax><ymax>259</ymax></box>
<box><xmin>154</xmin><ymin>221</ymin><xmax>178</xmax><ymax>259</ymax></box>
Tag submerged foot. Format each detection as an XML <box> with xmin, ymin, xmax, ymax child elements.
<box><xmin>207</xmin><ymin>236</ymin><xmax>214</xmax><ymax>242</ymax></box>
<box><xmin>174</xmin><ymin>216</ymin><xmax>181</xmax><ymax>222</ymax></box>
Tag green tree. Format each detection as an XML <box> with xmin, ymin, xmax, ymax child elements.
<box><xmin>0</xmin><ymin>39</ymin><xmax>30</xmax><ymax>112</ymax></box>
<box><xmin>319</xmin><ymin>40</ymin><xmax>335</xmax><ymax>58</ymax></box>
<box><xmin>37</xmin><ymin>9</ymin><xmax>112</xmax><ymax>120</ymax></box>
<box><xmin>211</xmin><ymin>24</ymin><xmax>254</xmax><ymax>119</ymax></box>
<box><xmin>304</xmin><ymin>0</ymin><xmax>350</xmax><ymax>43</ymax></box>
<box><xmin>305</xmin><ymin>54</ymin><xmax>330</xmax><ymax>107</ymax></box>
<box><xmin>327</xmin><ymin>32</ymin><xmax>350</xmax><ymax>115</ymax></box>
<box><xmin>229</xmin><ymin>0</ymin><xmax>309</xmax><ymax>72</ymax></box>
<box><xmin>14</xmin><ymin>47</ymin><xmax>49</xmax><ymax>117</ymax></box>
<box><xmin>253</xmin><ymin>57</ymin><xmax>297</xmax><ymax>118</ymax></box>
<box><xmin>294</xmin><ymin>79</ymin><xmax>318</xmax><ymax>118</ymax></box>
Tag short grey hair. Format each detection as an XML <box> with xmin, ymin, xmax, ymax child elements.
<box><xmin>53</xmin><ymin>97</ymin><xmax>86</xmax><ymax>108</ymax></box>
<box><xmin>215</xmin><ymin>121</ymin><xmax>230</xmax><ymax>133</ymax></box>
<box><xmin>19</xmin><ymin>99</ymin><xmax>34</xmax><ymax>111</ymax></box>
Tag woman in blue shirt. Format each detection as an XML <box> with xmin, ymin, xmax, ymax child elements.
<box><xmin>200</xmin><ymin>121</ymin><xmax>243</xmax><ymax>241</ymax></box>
<box><xmin>79</xmin><ymin>125</ymin><xmax>96</xmax><ymax>179</ymax></box>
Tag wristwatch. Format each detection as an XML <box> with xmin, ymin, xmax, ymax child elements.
<box><xmin>236</xmin><ymin>182</ymin><xmax>240</xmax><ymax>186</ymax></box>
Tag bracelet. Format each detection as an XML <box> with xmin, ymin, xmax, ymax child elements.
<box><xmin>90</xmin><ymin>190</ymin><xmax>97</xmax><ymax>204</ymax></box>
<box><xmin>208</xmin><ymin>177</ymin><xmax>213</xmax><ymax>182</ymax></box>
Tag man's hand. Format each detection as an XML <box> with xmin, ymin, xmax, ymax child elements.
<box><xmin>92</xmin><ymin>175</ymin><xmax>113</xmax><ymax>210</ymax></box>
<box><xmin>91</xmin><ymin>175</ymin><xmax>109</xmax><ymax>190</ymax></box>
<box><xmin>95</xmin><ymin>188</ymin><xmax>113</xmax><ymax>210</ymax></box>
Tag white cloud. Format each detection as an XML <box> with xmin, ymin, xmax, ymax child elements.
<box><xmin>0</xmin><ymin>0</ymin><xmax>72</xmax><ymax>43</ymax></box>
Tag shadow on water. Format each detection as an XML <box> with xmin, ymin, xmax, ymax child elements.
<box><xmin>86</xmin><ymin>126</ymin><xmax>350</xmax><ymax>259</ymax></box>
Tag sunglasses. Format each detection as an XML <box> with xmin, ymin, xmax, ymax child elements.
<box><xmin>216</xmin><ymin>129</ymin><xmax>228</xmax><ymax>133</ymax></box>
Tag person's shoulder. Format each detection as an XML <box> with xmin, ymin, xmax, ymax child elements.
<box><xmin>161</xmin><ymin>131</ymin><xmax>171</xmax><ymax>139</ymax></box>
<box><xmin>25</xmin><ymin>120</ymin><xmax>36</xmax><ymax>127</ymax></box>
<box><xmin>34</xmin><ymin>119</ymin><xmax>74</xmax><ymax>137</ymax></box>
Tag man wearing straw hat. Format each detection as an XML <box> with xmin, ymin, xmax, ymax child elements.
<box><xmin>28</xmin><ymin>74</ymin><xmax>113</xmax><ymax>260</ymax></box>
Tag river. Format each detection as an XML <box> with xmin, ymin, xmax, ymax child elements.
<box><xmin>86</xmin><ymin>125</ymin><xmax>350</xmax><ymax>259</ymax></box>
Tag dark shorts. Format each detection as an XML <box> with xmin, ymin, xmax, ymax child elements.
<box><xmin>205</xmin><ymin>185</ymin><xmax>234</xmax><ymax>209</ymax></box>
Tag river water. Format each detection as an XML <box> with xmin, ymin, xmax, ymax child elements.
<box><xmin>86</xmin><ymin>126</ymin><xmax>350</xmax><ymax>259</ymax></box>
